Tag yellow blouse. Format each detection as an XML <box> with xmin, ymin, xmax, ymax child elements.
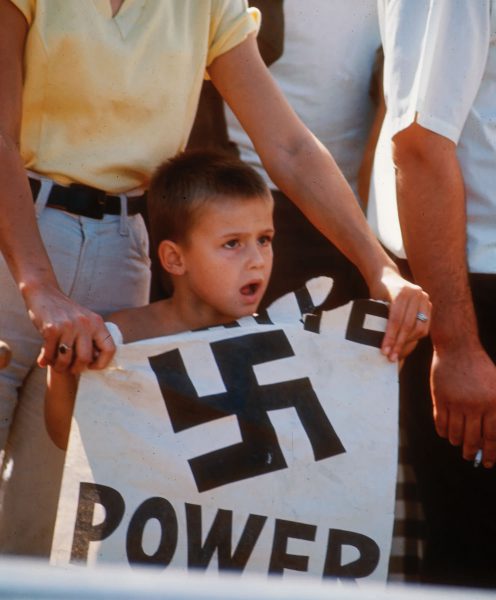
<box><xmin>10</xmin><ymin>0</ymin><xmax>260</xmax><ymax>192</ymax></box>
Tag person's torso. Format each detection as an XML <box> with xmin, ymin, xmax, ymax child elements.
<box><xmin>225</xmin><ymin>0</ymin><xmax>380</xmax><ymax>195</ymax></box>
<box><xmin>19</xmin><ymin>0</ymin><xmax>255</xmax><ymax>192</ymax></box>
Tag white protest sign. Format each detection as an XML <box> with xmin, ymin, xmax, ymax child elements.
<box><xmin>51</xmin><ymin>279</ymin><xmax>398</xmax><ymax>583</ymax></box>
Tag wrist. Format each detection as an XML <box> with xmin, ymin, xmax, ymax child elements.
<box><xmin>363</xmin><ymin>257</ymin><xmax>399</xmax><ymax>300</ymax></box>
<box><xmin>19</xmin><ymin>269</ymin><xmax>60</xmax><ymax>302</ymax></box>
<box><xmin>430</xmin><ymin>304</ymin><xmax>481</xmax><ymax>354</ymax></box>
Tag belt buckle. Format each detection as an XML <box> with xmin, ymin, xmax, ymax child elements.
<box><xmin>69</xmin><ymin>183</ymin><xmax>107</xmax><ymax>219</ymax></box>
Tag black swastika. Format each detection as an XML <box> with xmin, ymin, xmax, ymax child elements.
<box><xmin>149</xmin><ymin>330</ymin><xmax>345</xmax><ymax>492</ymax></box>
<box><xmin>345</xmin><ymin>300</ymin><xmax>388</xmax><ymax>348</ymax></box>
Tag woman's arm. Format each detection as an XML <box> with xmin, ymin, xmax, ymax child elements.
<box><xmin>209</xmin><ymin>34</ymin><xmax>430</xmax><ymax>361</ymax></box>
<box><xmin>0</xmin><ymin>0</ymin><xmax>114</xmax><ymax>372</ymax></box>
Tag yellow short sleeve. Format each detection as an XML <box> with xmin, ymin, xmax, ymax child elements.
<box><xmin>207</xmin><ymin>1</ymin><xmax>261</xmax><ymax>67</ymax></box>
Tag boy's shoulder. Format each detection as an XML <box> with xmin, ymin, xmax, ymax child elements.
<box><xmin>108</xmin><ymin>300</ymin><xmax>177</xmax><ymax>344</ymax></box>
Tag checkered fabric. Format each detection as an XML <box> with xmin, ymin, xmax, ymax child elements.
<box><xmin>388</xmin><ymin>426</ymin><xmax>426</xmax><ymax>583</ymax></box>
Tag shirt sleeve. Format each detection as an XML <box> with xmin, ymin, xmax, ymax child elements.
<box><xmin>383</xmin><ymin>0</ymin><xmax>490</xmax><ymax>143</ymax></box>
<box><xmin>8</xmin><ymin>0</ymin><xmax>35</xmax><ymax>24</ymax></box>
<box><xmin>207</xmin><ymin>0</ymin><xmax>261</xmax><ymax>67</ymax></box>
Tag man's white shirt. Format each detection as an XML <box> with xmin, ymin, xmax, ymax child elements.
<box><xmin>368</xmin><ymin>0</ymin><xmax>496</xmax><ymax>274</ymax></box>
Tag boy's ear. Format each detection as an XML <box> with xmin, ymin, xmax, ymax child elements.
<box><xmin>157</xmin><ymin>240</ymin><xmax>186</xmax><ymax>276</ymax></box>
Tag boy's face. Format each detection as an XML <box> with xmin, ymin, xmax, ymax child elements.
<box><xmin>178</xmin><ymin>194</ymin><xmax>274</xmax><ymax>323</ymax></box>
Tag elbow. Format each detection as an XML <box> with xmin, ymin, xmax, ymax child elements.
<box><xmin>261</xmin><ymin>130</ymin><xmax>323</xmax><ymax>188</ymax></box>
<box><xmin>392</xmin><ymin>122</ymin><xmax>456</xmax><ymax>173</ymax></box>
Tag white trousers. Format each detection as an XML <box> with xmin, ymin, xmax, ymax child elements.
<box><xmin>0</xmin><ymin>204</ymin><xmax>151</xmax><ymax>556</ymax></box>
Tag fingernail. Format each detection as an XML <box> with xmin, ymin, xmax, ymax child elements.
<box><xmin>390</xmin><ymin>353</ymin><xmax>398</xmax><ymax>362</ymax></box>
<box><xmin>382</xmin><ymin>346</ymin><xmax>391</xmax><ymax>356</ymax></box>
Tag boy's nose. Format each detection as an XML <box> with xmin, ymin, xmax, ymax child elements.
<box><xmin>247</xmin><ymin>243</ymin><xmax>265</xmax><ymax>268</ymax></box>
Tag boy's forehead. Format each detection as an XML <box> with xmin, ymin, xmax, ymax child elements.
<box><xmin>188</xmin><ymin>193</ymin><xmax>274</xmax><ymax>234</ymax></box>
<box><xmin>196</xmin><ymin>192</ymin><xmax>273</xmax><ymax>218</ymax></box>
<box><xmin>212</xmin><ymin>191</ymin><xmax>273</xmax><ymax>205</ymax></box>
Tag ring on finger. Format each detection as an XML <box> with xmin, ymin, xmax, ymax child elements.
<box><xmin>416</xmin><ymin>311</ymin><xmax>429</xmax><ymax>323</ymax></box>
<box><xmin>58</xmin><ymin>343</ymin><xmax>73</xmax><ymax>355</ymax></box>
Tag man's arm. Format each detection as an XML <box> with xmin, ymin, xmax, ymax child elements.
<box><xmin>393</xmin><ymin>123</ymin><xmax>496</xmax><ymax>468</ymax></box>
<box><xmin>0</xmin><ymin>0</ymin><xmax>114</xmax><ymax>372</ymax></box>
<box><xmin>209</xmin><ymin>34</ymin><xmax>430</xmax><ymax>361</ymax></box>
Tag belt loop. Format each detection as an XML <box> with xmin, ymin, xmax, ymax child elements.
<box><xmin>119</xmin><ymin>194</ymin><xmax>129</xmax><ymax>236</ymax></box>
<box><xmin>34</xmin><ymin>178</ymin><xmax>54</xmax><ymax>218</ymax></box>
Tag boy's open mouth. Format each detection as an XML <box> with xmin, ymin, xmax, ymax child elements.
<box><xmin>240</xmin><ymin>282</ymin><xmax>260</xmax><ymax>296</ymax></box>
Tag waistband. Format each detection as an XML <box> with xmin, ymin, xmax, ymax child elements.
<box><xmin>29</xmin><ymin>178</ymin><xmax>146</xmax><ymax>220</ymax></box>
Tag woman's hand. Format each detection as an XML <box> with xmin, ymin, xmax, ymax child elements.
<box><xmin>370</xmin><ymin>265</ymin><xmax>431</xmax><ymax>362</ymax></box>
<box><xmin>22</xmin><ymin>281</ymin><xmax>116</xmax><ymax>373</ymax></box>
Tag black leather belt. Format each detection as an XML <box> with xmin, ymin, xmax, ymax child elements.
<box><xmin>29</xmin><ymin>178</ymin><xmax>145</xmax><ymax>220</ymax></box>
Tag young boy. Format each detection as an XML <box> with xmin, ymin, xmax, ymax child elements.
<box><xmin>45</xmin><ymin>150</ymin><xmax>275</xmax><ymax>449</ymax></box>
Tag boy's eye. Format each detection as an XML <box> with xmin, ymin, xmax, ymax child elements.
<box><xmin>223</xmin><ymin>239</ymin><xmax>239</xmax><ymax>249</ymax></box>
<box><xmin>258</xmin><ymin>235</ymin><xmax>272</xmax><ymax>246</ymax></box>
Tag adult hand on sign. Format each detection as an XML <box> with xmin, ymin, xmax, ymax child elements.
<box><xmin>21</xmin><ymin>281</ymin><xmax>116</xmax><ymax>373</ymax></box>
<box><xmin>0</xmin><ymin>340</ymin><xmax>11</xmax><ymax>369</ymax></box>
<box><xmin>370</xmin><ymin>264</ymin><xmax>431</xmax><ymax>363</ymax></box>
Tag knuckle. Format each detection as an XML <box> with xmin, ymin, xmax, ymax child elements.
<box><xmin>464</xmin><ymin>443</ymin><xmax>480</xmax><ymax>456</ymax></box>
<box><xmin>75</xmin><ymin>314</ymin><xmax>91</xmax><ymax>329</ymax></box>
<box><xmin>71</xmin><ymin>357</ymin><xmax>87</xmax><ymax>371</ymax></box>
<box><xmin>393</xmin><ymin>333</ymin><xmax>407</xmax><ymax>348</ymax></box>
<box><xmin>448</xmin><ymin>432</ymin><xmax>462</xmax><ymax>446</ymax></box>
<box><xmin>483</xmin><ymin>432</ymin><xmax>496</xmax><ymax>444</ymax></box>
<box><xmin>94</xmin><ymin>313</ymin><xmax>104</xmax><ymax>326</ymax></box>
<box><xmin>77</xmin><ymin>348</ymin><xmax>92</xmax><ymax>362</ymax></box>
<box><xmin>435</xmin><ymin>423</ymin><xmax>448</xmax><ymax>438</ymax></box>
<box><xmin>41</xmin><ymin>322</ymin><xmax>57</xmax><ymax>338</ymax></box>
<box><xmin>89</xmin><ymin>313</ymin><xmax>105</xmax><ymax>331</ymax></box>
<box><xmin>387</xmin><ymin>315</ymin><xmax>401</xmax><ymax>330</ymax></box>
<box><xmin>407</xmin><ymin>284</ymin><xmax>422</xmax><ymax>296</ymax></box>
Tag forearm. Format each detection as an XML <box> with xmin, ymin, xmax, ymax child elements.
<box><xmin>211</xmin><ymin>36</ymin><xmax>398</xmax><ymax>295</ymax></box>
<box><xmin>393</xmin><ymin>125</ymin><xmax>480</xmax><ymax>350</ymax></box>
<box><xmin>45</xmin><ymin>368</ymin><xmax>78</xmax><ymax>450</ymax></box>
<box><xmin>211</xmin><ymin>34</ymin><xmax>430</xmax><ymax>362</ymax></box>
<box><xmin>0</xmin><ymin>0</ymin><xmax>59</xmax><ymax>299</ymax></box>
<box><xmin>0</xmin><ymin>0</ymin><xmax>115</xmax><ymax>371</ymax></box>
<box><xmin>0</xmin><ymin>136</ymin><xmax>59</xmax><ymax>297</ymax></box>
<box><xmin>262</xmin><ymin>131</ymin><xmax>398</xmax><ymax>294</ymax></box>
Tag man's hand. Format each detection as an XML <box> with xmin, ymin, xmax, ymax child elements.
<box><xmin>431</xmin><ymin>346</ymin><xmax>496</xmax><ymax>469</ymax></box>
<box><xmin>370</xmin><ymin>265</ymin><xmax>431</xmax><ymax>362</ymax></box>
<box><xmin>22</xmin><ymin>282</ymin><xmax>115</xmax><ymax>373</ymax></box>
